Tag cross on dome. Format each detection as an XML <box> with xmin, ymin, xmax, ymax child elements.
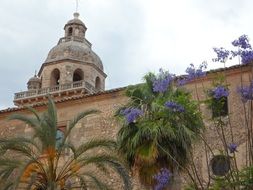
<box><xmin>75</xmin><ymin>0</ymin><xmax>80</xmax><ymax>13</ymax></box>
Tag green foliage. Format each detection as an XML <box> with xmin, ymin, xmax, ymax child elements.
<box><xmin>208</xmin><ymin>178</ymin><xmax>230</xmax><ymax>190</ymax></box>
<box><xmin>212</xmin><ymin>165</ymin><xmax>253</xmax><ymax>190</ymax></box>
<box><xmin>184</xmin><ymin>155</ymin><xmax>253</xmax><ymax>189</ymax></box>
<box><xmin>237</xmin><ymin>166</ymin><xmax>253</xmax><ymax>188</ymax></box>
<box><xmin>116</xmin><ymin>72</ymin><xmax>204</xmax><ymax>187</ymax></box>
<box><xmin>183</xmin><ymin>184</ymin><xmax>198</xmax><ymax>190</ymax></box>
<box><xmin>0</xmin><ymin>97</ymin><xmax>132</xmax><ymax>190</ymax></box>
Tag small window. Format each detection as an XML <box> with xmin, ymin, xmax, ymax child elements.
<box><xmin>95</xmin><ymin>77</ymin><xmax>101</xmax><ymax>90</ymax></box>
<box><xmin>210</xmin><ymin>155</ymin><xmax>230</xmax><ymax>176</ymax></box>
<box><xmin>68</xmin><ymin>27</ymin><xmax>73</xmax><ymax>36</ymax></box>
<box><xmin>212</xmin><ymin>97</ymin><xmax>228</xmax><ymax>118</ymax></box>
<box><xmin>56</xmin><ymin>129</ymin><xmax>64</xmax><ymax>150</ymax></box>
<box><xmin>74</xmin><ymin>28</ymin><xmax>79</xmax><ymax>36</ymax></box>
<box><xmin>50</xmin><ymin>69</ymin><xmax>60</xmax><ymax>86</ymax></box>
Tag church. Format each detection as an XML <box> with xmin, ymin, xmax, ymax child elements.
<box><xmin>0</xmin><ymin>11</ymin><xmax>252</xmax><ymax>189</ymax></box>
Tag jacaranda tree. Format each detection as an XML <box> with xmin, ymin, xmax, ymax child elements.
<box><xmin>116</xmin><ymin>70</ymin><xmax>204</xmax><ymax>189</ymax></box>
<box><xmin>183</xmin><ymin>34</ymin><xmax>253</xmax><ymax>190</ymax></box>
<box><xmin>0</xmin><ymin>97</ymin><xmax>132</xmax><ymax>190</ymax></box>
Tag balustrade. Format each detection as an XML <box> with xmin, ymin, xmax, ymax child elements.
<box><xmin>14</xmin><ymin>80</ymin><xmax>95</xmax><ymax>100</ymax></box>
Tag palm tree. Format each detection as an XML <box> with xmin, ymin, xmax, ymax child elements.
<box><xmin>116</xmin><ymin>71</ymin><xmax>203</xmax><ymax>188</ymax></box>
<box><xmin>0</xmin><ymin>97</ymin><xmax>132</xmax><ymax>190</ymax></box>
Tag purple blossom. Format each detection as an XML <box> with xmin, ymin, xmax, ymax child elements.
<box><xmin>228</xmin><ymin>143</ymin><xmax>238</xmax><ymax>154</ymax></box>
<box><xmin>185</xmin><ymin>62</ymin><xmax>207</xmax><ymax>81</ymax></box>
<box><xmin>212</xmin><ymin>86</ymin><xmax>229</xmax><ymax>99</ymax></box>
<box><xmin>238</xmin><ymin>82</ymin><xmax>253</xmax><ymax>102</ymax></box>
<box><xmin>154</xmin><ymin>168</ymin><xmax>172</xmax><ymax>190</ymax></box>
<box><xmin>241</xmin><ymin>50</ymin><xmax>253</xmax><ymax>64</ymax></box>
<box><xmin>230</xmin><ymin>35</ymin><xmax>253</xmax><ymax>64</ymax></box>
<box><xmin>232</xmin><ymin>35</ymin><xmax>252</xmax><ymax>49</ymax></box>
<box><xmin>231</xmin><ymin>48</ymin><xmax>253</xmax><ymax>64</ymax></box>
<box><xmin>213</xmin><ymin>35</ymin><xmax>253</xmax><ymax>64</ymax></box>
<box><xmin>213</xmin><ymin>47</ymin><xmax>230</xmax><ymax>63</ymax></box>
<box><xmin>152</xmin><ymin>69</ymin><xmax>175</xmax><ymax>93</ymax></box>
<box><xmin>165</xmin><ymin>101</ymin><xmax>185</xmax><ymax>112</ymax></box>
<box><xmin>121</xmin><ymin>108</ymin><xmax>143</xmax><ymax>124</ymax></box>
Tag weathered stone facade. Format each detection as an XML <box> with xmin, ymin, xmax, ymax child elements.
<box><xmin>1</xmin><ymin>12</ymin><xmax>253</xmax><ymax>189</ymax></box>
<box><xmin>1</xmin><ymin>64</ymin><xmax>253</xmax><ymax>189</ymax></box>
<box><xmin>181</xmin><ymin>65</ymin><xmax>252</xmax><ymax>187</ymax></box>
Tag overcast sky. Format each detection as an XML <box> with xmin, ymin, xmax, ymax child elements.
<box><xmin>1</xmin><ymin>0</ymin><xmax>253</xmax><ymax>109</ymax></box>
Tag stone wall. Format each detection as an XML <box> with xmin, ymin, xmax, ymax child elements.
<box><xmin>0</xmin><ymin>65</ymin><xmax>253</xmax><ymax>189</ymax></box>
<box><xmin>179</xmin><ymin>65</ymin><xmax>252</xmax><ymax>187</ymax></box>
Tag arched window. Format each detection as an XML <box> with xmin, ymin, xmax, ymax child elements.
<box><xmin>68</xmin><ymin>27</ymin><xmax>73</xmax><ymax>36</ymax></box>
<box><xmin>212</xmin><ymin>97</ymin><xmax>228</xmax><ymax>118</ymax></box>
<box><xmin>73</xmin><ymin>69</ymin><xmax>84</xmax><ymax>82</ymax></box>
<box><xmin>95</xmin><ymin>77</ymin><xmax>101</xmax><ymax>90</ymax></box>
<box><xmin>50</xmin><ymin>69</ymin><xmax>60</xmax><ymax>86</ymax></box>
<box><xmin>56</xmin><ymin>129</ymin><xmax>64</xmax><ymax>150</ymax></box>
<box><xmin>74</xmin><ymin>28</ymin><xmax>79</xmax><ymax>36</ymax></box>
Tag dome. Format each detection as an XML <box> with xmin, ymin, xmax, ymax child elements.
<box><xmin>64</xmin><ymin>12</ymin><xmax>86</xmax><ymax>29</ymax></box>
<box><xmin>45</xmin><ymin>40</ymin><xmax>104</xmax><ymax>71</ymax></box>
<box><xmin>66</xmin><ymin>18</ymin><xmax>85</xmax><ymax>26</ymax></box>
<box><xmin>28</xmin><ymin>76</ymin><xmax>41</xmax><ymax>83</ymax></box>
<box><xmin>27</xmin><ymin>75</ymin><xmax>41</xmax><ymax>90</ymax></box>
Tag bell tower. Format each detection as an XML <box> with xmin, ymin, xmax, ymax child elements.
<box><xmin>14</xmin><ymin>13</ymin><xmax>107</xmax><ymax>106</ymax></box>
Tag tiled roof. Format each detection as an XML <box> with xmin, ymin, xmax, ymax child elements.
<box><xmin>0</xmin><ymin>87</ymin><xmax>126</xmax><ymax>114</ymax></box>
<box><xmin>207</xmin><ymin>63</ymin><xmax>249</xmax><ymax>74</ymax></box>
<box><xmin>0</xmin><ymin>63</ymin><xmax>250</xmax><ymax>114</ymax></box>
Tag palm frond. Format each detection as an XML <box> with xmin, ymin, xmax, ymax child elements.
<box><xmin>75</xmin><ymin>139</ymin><xmax>117</xmax><ymax>158</ymax></box>
<box><xmin>79</xmin><ymin>154</ymin><xmax>132</xmax><ymax>190</ymax></box>
<box><xmin>0</xmin><ymin>140</ymin><xmax>36</xmax><ymax>159</ymax></box>
<box><xmin>1</xmin><ymin>97</ymin><xmax>132</xmax><ymax>190</ymax></box>
<box><xmin>82</xmin><ymin>172</ymin><xmax>111</xmax><ymax>190</ymax></box>
<box><xmin>0</xmin><ymin>137</ymin><xmax>40</xmax><ymax>154</ymax></box>
<box><xmin>25</xmin><ymin>106</ymin><xmax>41</xmax><ymax>121</ymax></box>
<box><xmin>68</xmin><ymin>110</ymin><xmax>99</xmax><ymax>130</ymax></box>
<box><xmin>1</xmin><ymin>181</ymin><xmax>14</xmax><ymax>190</ymax></box>
<box><xmin>8</xmin><ymin>114</ymin><xmax>40</xmax><ymax>131</ymax></box>
<box><xmin>46</xmin><ymin>95</ymin><xmax>58</xmax><ymax>129</ymax></box>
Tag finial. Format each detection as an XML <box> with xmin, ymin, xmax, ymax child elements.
<box><xmin>74</xmin><ymin>12</ymin><xmax>80</xmax><ymax>19</ymax></box>
<box><xmin>75</xmin><ymin>0</ymin><xmax>79</xmax><ymax>13</ymax></box>
<box><xmin>34</xmin><ymin>70</ymin><xmax>37</xmax><ymax>77</ymax></box>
